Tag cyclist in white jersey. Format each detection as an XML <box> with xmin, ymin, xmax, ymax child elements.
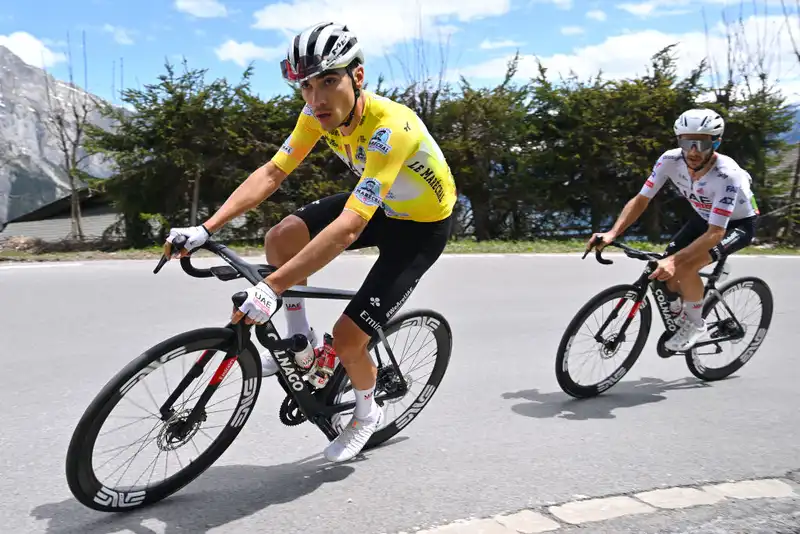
<box><xmin>586</xmin><ymin>108</ymin><xmax>759</xmax><ymax>351</ymax></box>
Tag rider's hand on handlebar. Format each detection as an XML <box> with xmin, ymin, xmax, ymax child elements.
<box><xmin>586</xmin><ymin>231</ymin><xmax>616</xmax><ymax>252</ymax></box>
<box><xmin>164</xmin><ymin>225</ymin><xmax>211</xmax><ymax>259</ymax></box>
<box><xmin>231</xmin><ymin>281</ymin><xmax>282</xmax><ymax>325</ymax></box>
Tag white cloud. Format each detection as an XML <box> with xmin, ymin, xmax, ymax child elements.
<box><xmin>531</xmin><ymin>0</ymin><xmax>573</xmax><ymax>9</ymax></box>
<box><xmin>480</xmin><ymin>38</ymin><xmax>523</xmax><ymax>49</ymax></box>
<box><xmin>453</xmin><ymin>15</ymin><xmax>800</xmax><ymax>100</ymax></box>
<box><xmin>214</xmin><ymin>40</ymin><xmax>284</xmax><ymax>67</ymax></box>
<box><xmin>175</xmin><ymin>0</ymin><xmax>227</xmax><ymax>18</ymax></box>
<box><xmin>0</xmin><ymin>31</ymin><xmax>66</xmax><ymax>68</ymax></box>
<box><xmin>615</xmin><ymin>0</ymin><xmax>695</xmax><ymax>17</ymax></box>
<box><xmin>103</xmin><ymin>24</ymin><xmax>135</xmax><ymax>45</ymax></box>
<box><xmin>561</xmin><ymin>26</ymin><xmax>585</xmax><ymax>35</ymax></box>
<box><xmin>586</xmin><ymin>9</ymin><xmax>607</xmax><ymax>21</ymax></box>
<box><xmin>251</xmin><ymin>0</ymin><xmax>512</xmax><ymax>57</ymax></box>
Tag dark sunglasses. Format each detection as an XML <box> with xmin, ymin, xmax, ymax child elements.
<box><xmin>678</xmin><ymin>138</ymin><xmax>715</xmax><ymax>153</ymax></box>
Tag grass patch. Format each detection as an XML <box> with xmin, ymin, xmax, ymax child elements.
<box><xmin>1</xmin><ymin>238</ymin><xmax>798</xmax><ymax>263</ymax></box>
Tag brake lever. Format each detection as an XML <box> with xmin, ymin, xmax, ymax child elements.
<box><xmin>154</xmin><ymin>234</ymin><xmax>189</xmax><ymax>274</ymax></box>
<box><xmin>582</xmin><ymin>235</ymin><xmax>599</xmax><ymax>260</ymax></box>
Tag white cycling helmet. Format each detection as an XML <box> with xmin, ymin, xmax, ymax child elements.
<box><xmin>673</xmin><ymin>108</ymin><xmax>725</xmax><ymax>139</ymax></box>
<box><xmin>281</xmin><ymin>22</ymin><xmax>365</xmax><ymax>84</ymax></box>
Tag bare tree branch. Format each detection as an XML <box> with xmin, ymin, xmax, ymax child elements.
<box><xmin>41</xmin><ymin>29</ymin><xmax>100</xmax><ymax>241</ymax></box>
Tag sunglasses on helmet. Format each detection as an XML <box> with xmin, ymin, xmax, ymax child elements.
<box><xmin>281</xmin><ymin>55</ymin><xmax>330</xmax><ymax>83</ymax></box>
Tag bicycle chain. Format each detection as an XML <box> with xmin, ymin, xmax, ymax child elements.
<box><xmin>278</xmin><ymin>394</ymin><xmax>306</xmax><ymax>426</ymax></box>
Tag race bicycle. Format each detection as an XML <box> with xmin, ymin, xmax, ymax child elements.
<box><xmin>555</xmin><ymin>238</ymin><xmax>773</xmax><ymax>398</ymax></box>
<box><xmin>65</xmin><ymin>235</ymin><xmax>453</xmax><ymax>512</ymax></box>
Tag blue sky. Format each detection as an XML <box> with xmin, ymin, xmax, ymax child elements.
<box><xmin>2</xmin><ymin>0</ymin><xmax>800</xmax><ymax>104</ymax></box>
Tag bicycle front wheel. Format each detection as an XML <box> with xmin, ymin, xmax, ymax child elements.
<box><xmin>65</xmin><ymin>327</ymin><xmax>261</xmax><ymax>512</ymax></box>
<box><xmin>555</xmin><ymin>284</ymin><xmax>652</xmax><ymax>398</ymax></box>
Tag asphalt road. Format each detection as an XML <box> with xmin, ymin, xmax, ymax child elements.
<box><xmin>1</xmin><ymin>252</ymin><xmax>798</xmax><ymax>534</ymax></box>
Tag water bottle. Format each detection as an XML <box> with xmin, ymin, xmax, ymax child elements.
<box><xmin>291</xmin><ymin>334</ymin><xmax>315</xmax><ymax>370</ymax></box>
<box><xmin>305</xmin><ymin>333</ymin><xmax>337</xmax><ymax>389</ymax></box>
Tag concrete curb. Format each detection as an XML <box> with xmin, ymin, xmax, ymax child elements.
<box><xmin>388</xmin><ymin>473</ymin><xmax>800</xmax><ymax>533</ymax></box>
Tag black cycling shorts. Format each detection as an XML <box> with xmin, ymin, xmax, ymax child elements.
<box><xmin>292</xmin><ymin>192</ymin><xmax>452</xmax><ymax>335</ymax></box>
<box><xmin>665</xmin><ymin>211</ymin><xmax>758</xmax><ymax>263</ymax></box>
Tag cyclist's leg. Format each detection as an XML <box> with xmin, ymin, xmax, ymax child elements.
<box><xmin>260</xmin><ymin>193</ymin><xmax>385</xmax><ymax>375</ymax></box>
<box><xmin>323</xmin><ymin>215</ymin><xmax>452</xmax><ymax>462</ymax></box>
<box><xmin>264</xmin><ymin>192</ymin><xmax>384</xmax><ymax>338</ymax></box>
<box><xmin>664</xmin><ymin>212</ymin><xmax>707</xmax><ymax>295</ymax></box>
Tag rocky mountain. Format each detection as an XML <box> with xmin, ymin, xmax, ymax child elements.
<box><xmin>0</xmin><ymin>45</ymin><xmax>116</xmax><ymax>227</ymax></box>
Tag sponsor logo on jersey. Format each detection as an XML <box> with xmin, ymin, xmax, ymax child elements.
<box><xmin>407</xmin><ymin>161</ymin><xmax>444</xmax><ymax>201</ymax></box>
<box><xmin>726</xmin><ymin>185</ymin><xmax>737</xmax><ymax>193</ymax></box>
<box><xmin>280</xmin><ymin>135</ymin><xmax>293</xmax><ymax>155</ymax></box>
<box><xmin>719</xmin><ymin>196</ymin><xmax>735</xmax><ymax>205</ymax></box>
<box><xmin>356</xmin><ymin>146</ymin><xmax>366</xmax><ymax>163</ymax></box>
<box><xmin>368</xmin><ymin>128</ymin><xmax>392</xmax><ymax>155</ymax></box>
<box><xmin>353</xmin><ymin>177</ymin><xmax>383</xmax><ymax>207</ymax></box>
<box><xmin>325</xmin><ymin>135</ymin><xmax>340</xmax><ymax>150</ymax></box>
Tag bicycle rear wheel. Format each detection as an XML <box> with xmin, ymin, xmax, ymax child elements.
<box><xmin>685</xmin><ymin>276</ymin><xmax>773</xmax><ymax>381</ymax></box>
<box><xmin>325</xmin><ymin>309</ymin><xmax>452</xmax><ymax>450</ymax></box>
<box><xmin>65</xmin><ymin>327</ymin><xmax>261</xmax><ymax>512</ymax></box>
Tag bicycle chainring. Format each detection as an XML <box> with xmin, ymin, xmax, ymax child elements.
<box><xmin>279</xmin><ymin>394</ymin><xmax>306</xmax><ymax>426</ymax></box>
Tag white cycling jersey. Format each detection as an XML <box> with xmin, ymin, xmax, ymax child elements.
<box><xmin>639</xmin><ymin>148</ymin><xmax>759</xmax><ymax>228</ymax></box>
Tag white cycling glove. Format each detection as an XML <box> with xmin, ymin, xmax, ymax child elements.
<box><xmin>236</xmin><ymin>281</ymin><xmax>281</xmax><ymax>324</ymax></box>
<box><xmin>166</xmin><ymin>225</ymin><xmax>211</xmax><ymax>255</ymax></box>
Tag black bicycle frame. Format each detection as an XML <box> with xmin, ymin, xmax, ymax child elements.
<box><xmin>153</xmin><ymin>237</ymin><xmax>408</xmax><ymax>441</ymax></box>
<box><xmin>586</xmin><ymin>241</ymin><xmax>745</xmax><ymax>353</ymax></box>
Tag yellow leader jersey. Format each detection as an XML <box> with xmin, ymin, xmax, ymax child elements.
<box><xmin>271</xmin><ymin>91</ymin><xmax>457</xmax><ymax>223</ymax></box>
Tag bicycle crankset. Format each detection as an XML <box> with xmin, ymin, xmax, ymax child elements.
<box><xmin>279</xmin><ymin>395</ymin><xmax>306</xmax><ymax>426</ymax></box>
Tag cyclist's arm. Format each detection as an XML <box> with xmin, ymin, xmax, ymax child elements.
<box><xmin>266</xmin><ymin>122</ymin><xmax>415</xmax><ymax>294</ymax></box>
<box><xmin>203</xmin><ymin>106</ymin><xmax>323</xmax><ymax>233</ymax></box>
<box><xmin>672</xmin><ymin>181</ymin><xmax>736</xmax><ymax>267</ymax></box>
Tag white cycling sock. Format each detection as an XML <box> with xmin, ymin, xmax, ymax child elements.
<box><xmin>283</xmin><ymin>297</ymin><xmax>310</xmax><ymax>337</ymax></box>
<box><xmin>684</xmin><ymin>300</ymin><xmax>703</xmax><ymax>325</ymax></box>
<box><xmin>353</xmin><ymin>386</ymin><xmax>377</xmax><ymax>419</ymax></box>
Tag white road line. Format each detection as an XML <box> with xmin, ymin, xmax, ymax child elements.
<box><xmin>0</xmin><ymin>262</ymin><xmax>83</xmax><ymax>270</ymax></box>
<box><xmin>1</xmin><ymin>252</ymin><xmax>799</xmax><ymax>269</ymax></box>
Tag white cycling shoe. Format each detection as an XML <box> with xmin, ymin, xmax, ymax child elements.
<box><xmin>665</xmin><ymin>318</ymin><xmax>707</xmax><ymax>352</ymax></box>
<box><xmin>324</xmin><ymin>406</ymin><xmax>385</xmax><ymax>463</ymax></box>
<box><xmin>260</xmin><ymin>328</ymin><xmax>318</xmax><ymax>376</ymax></box>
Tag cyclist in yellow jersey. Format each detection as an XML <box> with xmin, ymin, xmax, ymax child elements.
<box><xmin>163</xmin><ymin>21</ymin><xmax>456</xmax><ymax>463</ymax></box>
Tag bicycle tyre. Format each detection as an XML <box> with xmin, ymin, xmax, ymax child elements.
<box><xmin>325</xmin><ymin>308</ymin><xmax>452</xmax><ymax>451</ymax></box>
<box><xmin>555</xmin><ymin>284</ymin><xmax>652</xmax><ymax>398</ymax></box>
<box><xmin>685</xmin><ymin>276</ymin><xmax>774</xmax><ymax>381</ymax></box>
<box><xmin>65</xmin><ymin>327</ymin><xmax>261</xmax><ymax>512</ymax></box>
